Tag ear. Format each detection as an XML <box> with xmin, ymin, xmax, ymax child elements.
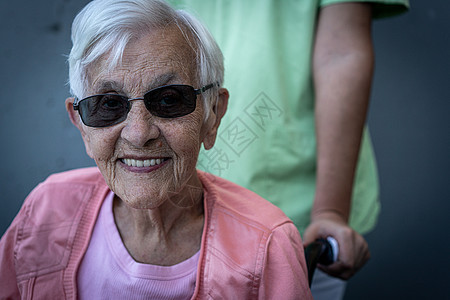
<box><xmin>202</xmin><ymin>88</ymin><xmax>229</xmax><ymax>150</ymax></box>
<box><xmin>66</xmin><ymin>97</ymin><xmax>81</xmax><ymax>128</ymax></box>
<box><xmin>65</xmin><ymin>97</ymin><xmax>94</xmax><ymax>158</ymax></box>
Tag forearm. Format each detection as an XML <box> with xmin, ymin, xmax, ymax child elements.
<box><xmin>312</xmin><ymin>3</ymin><xmax>374</xmax><ymax>223</ymax></box>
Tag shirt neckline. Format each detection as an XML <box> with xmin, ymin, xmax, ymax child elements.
<box><xmin>101</xmin><ymin>191</ymin><xmax>200</xmax><ymax>279</ymax></box>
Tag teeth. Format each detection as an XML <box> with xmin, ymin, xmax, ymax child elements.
<box><xmin>123</xmin><ymin>158</ymin><xmax>165</xmax><ymax>168</ymax></box>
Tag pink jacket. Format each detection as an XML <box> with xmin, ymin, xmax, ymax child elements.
<box><xmin>0</xmin><ymin>167</ymin><xmax>312</xmax><ymax>299</ymax></box>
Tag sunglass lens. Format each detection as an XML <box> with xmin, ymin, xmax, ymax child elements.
<box><xmin>144</xmin><ymin>85</ymin><xmax>196</xmax><ymax>118</ymax></box>
<box><xmin>78</xmin><ymin>94</ymin><xmax>129</xmax><ymax>127</ymax></box>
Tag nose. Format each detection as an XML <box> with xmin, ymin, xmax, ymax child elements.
<box><xmin>121</xmin><ymin>101</ymin><xmax>160</xmax><ymax>147</ymax></box>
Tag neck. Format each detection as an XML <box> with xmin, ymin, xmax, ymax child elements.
<box><xmin>113</xmin><ymin>177</ymin><xmax>205</xmax><ymax>265</ymax></box>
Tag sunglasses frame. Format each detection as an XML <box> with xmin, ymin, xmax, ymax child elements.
<box><xmin>73</xmin><ymin>83</ymin><xmax>217</xmax><ymax>127</ymax></box>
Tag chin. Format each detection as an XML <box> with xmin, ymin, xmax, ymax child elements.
<box><xmin>116</xmin><ymin>188</ymin><xmax>171</xmax><ymax>209</ymax></box>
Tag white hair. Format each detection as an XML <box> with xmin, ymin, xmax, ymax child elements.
<box><xmin>68</xmin><ymin>0</ymin><xmax>224</xmax><ymax>117</ymax></box>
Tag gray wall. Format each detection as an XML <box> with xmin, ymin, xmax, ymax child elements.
<box><xmin>346</xmin><ymin>1</ymin><xmax>450</xmax><ymax>298</ymax></box>
<box><xmin>1</xmin><ymin>1</ymin><xmax>448</xmax><ymax>299</ymax></box>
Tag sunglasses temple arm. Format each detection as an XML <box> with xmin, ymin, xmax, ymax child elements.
<box><xmin>196</xmin><ymin>82</ymin><xmax>220</xmax><ymax>95</ymax></box>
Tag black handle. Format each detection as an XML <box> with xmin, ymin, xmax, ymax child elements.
<box><xmin>304</xmin><ymin>238</ymin><xmax>337</xmax><ymax>287</ymax></box>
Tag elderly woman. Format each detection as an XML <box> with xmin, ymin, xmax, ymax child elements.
<box><xmin>0</xmin><ymin>0</ymin><xmax>312</xmax><ymax>299</ymax></box>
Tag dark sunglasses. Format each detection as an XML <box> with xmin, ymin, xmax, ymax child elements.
<box><xmin>73</xmin><ymin>83</ymin><xmax>217</xmax><ymax>128</ymax></box>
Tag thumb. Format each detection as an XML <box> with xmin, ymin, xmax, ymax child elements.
<box><xmin>302</xmin><ymin>224</ymin><xmax>320</xmax><ymax>246</ymax></box>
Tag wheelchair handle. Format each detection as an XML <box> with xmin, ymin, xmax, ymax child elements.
<box><xmin>304</xmin><ymin>237</ymin><xmax>339</xmax><ymax>287</ymax></box>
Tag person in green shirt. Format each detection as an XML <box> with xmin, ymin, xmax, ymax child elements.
<box><xmin>169</xmin><ymin>0</ymin><xmax>409</xmax><ymax>298</ymax></box>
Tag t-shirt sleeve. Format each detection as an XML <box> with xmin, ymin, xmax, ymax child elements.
<box><xmin>319</xmin><ymin>0</ymin><xmax>410</xmax><ymax>19</ymax></box>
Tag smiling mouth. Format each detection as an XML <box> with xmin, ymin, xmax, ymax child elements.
<box><xmin>120</xmin><ymin>158</ymin><xmax>168</xmax><ymax>168</ymax></box>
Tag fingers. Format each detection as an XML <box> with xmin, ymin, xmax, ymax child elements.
<box><xmin>302</xmin><ymin>215</ymin><xmax>371</xmax><ymax>280</ymax></box>
<box><xmin>320</xmin><ymin>230</ymin><xmax>370</xmax><ymax>280</ymax></box>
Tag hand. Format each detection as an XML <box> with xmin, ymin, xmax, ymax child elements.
<box><xmin>303</xmin><ymin>211</ymin><xmax>370</xmax><ymax>280</ymax></box>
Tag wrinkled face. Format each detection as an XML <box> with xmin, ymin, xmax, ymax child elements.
<box><xmin>71</xmin><ymin>25</ymin><xmax>219</xmax><ymax>209</ymax></box>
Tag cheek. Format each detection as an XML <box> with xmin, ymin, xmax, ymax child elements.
<box><xmin>86</xmin><ymin>129</ymin><xmax>123</xmax><ymax>196</ymax></box>
<box><xmin>170</xmin><ymin>123</ymin><xmax>202</xmax><ymax>158</ymax></box>
<box><xmin>85</xmin><ymin>129</ymin><xmax>119</xmax><ymax>165</ymax></box>
<box><xmin>165</xmin><ymin>114</ymin><xmax>204</xmax><ymax>177</ymax></box>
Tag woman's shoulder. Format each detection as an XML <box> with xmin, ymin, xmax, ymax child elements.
<box><xmin>198</xmin><ymin>170</ymin><xmax>293</xmax><ymax>231</ymax></box>
<box><xmin>19</xmin><ymin>167</ymin><xmax>108</xmax><ymax>227</ymax></box>
<box><xmin>197</xmin><ymin>170</ymin><xmax>303</xmax><ymax>297</ymax></box>
<box><xmin>21</xmin><ymin>167</ymin><xmax>109</xmax><ymax>224</ymax></box>
<box><xmin>20</xmin><ymin>167</ymin><xmax>108</xmax><ymax>212</ymax></box>
<box><xmin>3</xmin><ymin>167</ymin><xmax>109</xmax><ymax>282</ymax></box>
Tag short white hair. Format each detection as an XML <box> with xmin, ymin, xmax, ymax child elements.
<box><xmin>68</xmin><ymin>0</ymin><xmax>224</xmax><ymax>117</ymax></box>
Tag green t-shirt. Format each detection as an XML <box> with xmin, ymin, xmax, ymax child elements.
<box><xmin>169</xmin><ymin>0</ymin><xmax>409</xmax><ymax>234</ymax></box>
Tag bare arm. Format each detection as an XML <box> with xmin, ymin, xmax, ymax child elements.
<box><xmin>302</xmin><ymin>2</ymin><xmax>373</xmax><ymax>279</ymax></box>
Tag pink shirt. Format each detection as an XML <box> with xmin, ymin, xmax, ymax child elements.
<box><xmin>78</xmin><ymin>191</ymin><xmax>199</xmax><ymax>299</ymax></box>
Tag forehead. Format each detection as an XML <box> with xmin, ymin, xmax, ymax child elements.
<box><xmin>89</xmin><ymin>24</ymin><xmax>197</xmax><ymax>93</ymax></box>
